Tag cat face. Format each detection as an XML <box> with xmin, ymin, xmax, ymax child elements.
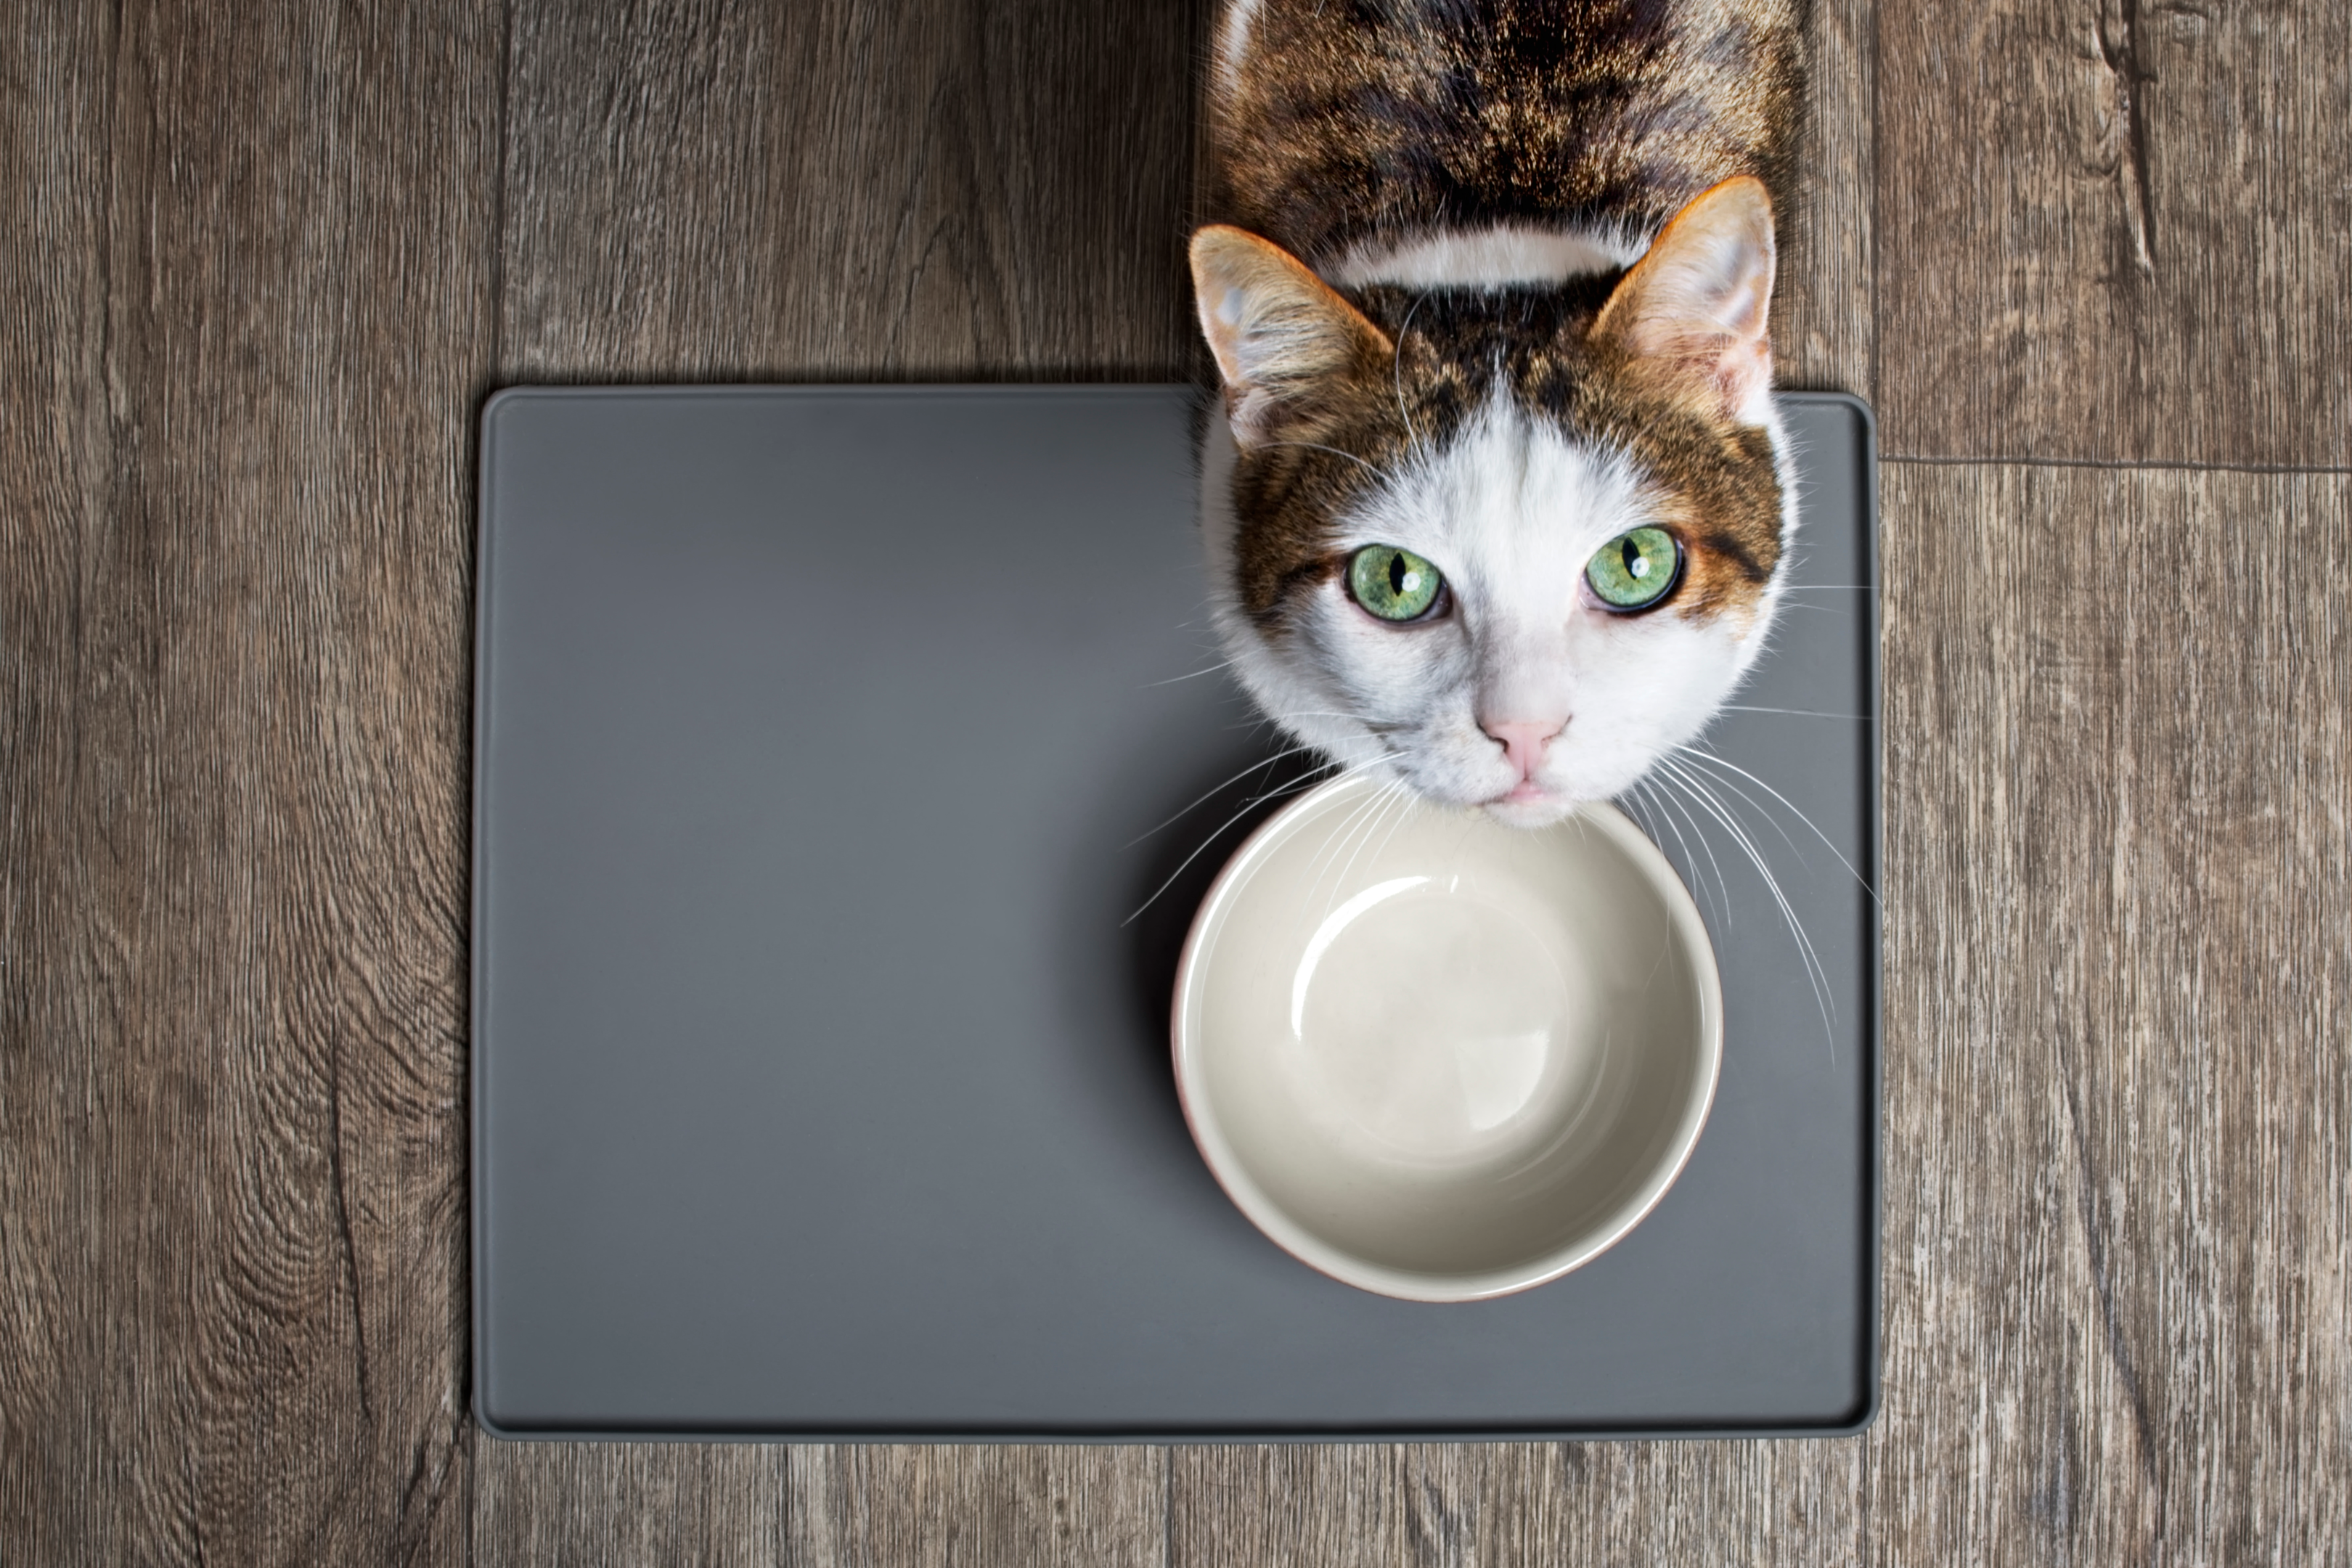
<box><xmin>1192</xmin><ymin>180</ymin><xmax>1793</xmax><ymax>828</ymax></box>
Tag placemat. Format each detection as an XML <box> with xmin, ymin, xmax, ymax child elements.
<box><xmin>471</xmin><ymin>385</ymin><xmax>1879</xmax><ymax>1439</ymax></box>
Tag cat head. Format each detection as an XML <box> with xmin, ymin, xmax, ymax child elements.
<box><xmin>1190</xmin><ymin>178</ymin><xmax>1794</xmax><ymax>828</ymax></box>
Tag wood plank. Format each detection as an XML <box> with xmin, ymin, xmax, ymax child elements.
<box><xmin>1169</xmin><ymin>1446</ymin><xmax>1408</xmax><ymax>1566</ymax></box>
<box><xmin>1168</xmin><ymin>1437</ymin><xmax>1873</xmax><ymax>1564</ymax></box>
<box><xmin>1869</xmin><ymin>461</ymin><xmax>2351</xmax><ymax>1560</ymax></box>
<box><xmin>1774</xmin><ymin>0</ymin><xmax>1875</xmax><ymax>401</ymax></box>
<box><xmin>796</xmin><ymin>1447</ymin><xmax>1169</xmax><ymax>1567</ymax></box>
<box><xmin>0</xmin><ymin>0</ymin><xmax>497</xmax><ymax>1561</ymax></box>
<box><xmin>1877</xmin><ymin>1</ymin><xmax>2352</xmax><ymax>465</ymax></box>
<box><xmin>495</xmin><ymin>0</ymin><xmax>1209</xmax><ymax>383</ymax></box>
<box><xmin>472</xmin><ymin>1444</ymin><xmax>1172</xmax><ymax>1566</ymax></box>
<box><xmin>0</xmin><ymin>9</ymin><xmax>130</xmax><ymax>1553</ymax></box>
<box><xmin>470</xmin><ymin>1445</ymin><xmax>793</xmax><ymax>1561</ymax></box>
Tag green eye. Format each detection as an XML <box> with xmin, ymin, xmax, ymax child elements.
<box><xmin>1585</xmin><ymin>527</ymin><xmax>1682</xmax><ymax>611</ymax></box>
<box><xmin>1347</xmin><ymin>544</ymin><xmax>1445</xmax><ymax>621</ymax></box>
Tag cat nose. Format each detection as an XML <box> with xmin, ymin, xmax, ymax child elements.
<box><xmin>1481</xmin><ymin>718</ymin><xmax>1566</xmax><ymax>780</ymax></box>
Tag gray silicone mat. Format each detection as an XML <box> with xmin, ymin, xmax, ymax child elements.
<box><xmin>472</xmin><ymin>385</ymin><xmax>1879</xmax><ymax>1440</ymax></box>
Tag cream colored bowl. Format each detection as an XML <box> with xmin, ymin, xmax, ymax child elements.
<box><xmin>1172</xmin><ymin>775</ymin><xmax>1723</xmax><ymax>1302</ymax></box>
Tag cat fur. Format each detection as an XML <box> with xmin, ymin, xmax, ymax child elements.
<box><xmin>1193</xmin><ymin>0</ymin><xmax>1805</xmax><ymax>826</ymax></box>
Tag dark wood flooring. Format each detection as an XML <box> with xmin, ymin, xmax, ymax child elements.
<box><xmin>4</xmin><ymin>1</ymin><xmax>2345</xmax><ymax>1561</ymax></box>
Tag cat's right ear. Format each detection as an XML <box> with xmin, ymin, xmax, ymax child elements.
<box><xmin>1190</xmin><ymin>226</ymin><xmax>1395</xmax><ymax>449</ymax></box>
<box><xmin>1589</xmin><ymin>176</ymin><xmax>1778</xmax><ymax>425</ymax></box>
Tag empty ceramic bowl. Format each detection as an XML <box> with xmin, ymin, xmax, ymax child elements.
<box><xmin>1172</xmin><ymin>774</ymin><xmax>1723</xmax><ymax>1302</ymax></box>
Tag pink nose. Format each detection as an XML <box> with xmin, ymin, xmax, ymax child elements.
<box><xmin>1482</xmin><ymin>719</ymin><xmax>1565</xmax><ymax>781</ymax></box>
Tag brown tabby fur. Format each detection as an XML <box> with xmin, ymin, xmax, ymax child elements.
<box><xmin>1209</xmin><ymin>0</ymin><xmax>1803</xmax><ymax>264</ymax></box>
<box><xmin>1204</xmin><ymin>0</ymin><xmax>1802</xmax><ymax>630</ymax></box>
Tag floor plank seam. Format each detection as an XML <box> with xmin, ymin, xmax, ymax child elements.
<box><xmin>1882</xmin><ymin>454</ymin><xmax>2352</xmax><ymax>477</ymax></box>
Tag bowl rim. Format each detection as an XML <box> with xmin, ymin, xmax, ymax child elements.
<box><xmin>1169</xmin><ymin>775</ymin><xmax>1726</xmax><ymax>1303</ymax></box>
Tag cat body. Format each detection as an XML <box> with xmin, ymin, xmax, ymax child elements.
<box><xmin>1193</xmin><ymin>0</ymin><xmax>1804</xmax><ymax>825</ymax></box>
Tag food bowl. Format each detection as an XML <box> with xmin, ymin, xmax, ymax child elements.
<box><xmin>1172</xmin><ymin>774</ymin><xmax>1723</xmax><ymax>1302</ymax></box>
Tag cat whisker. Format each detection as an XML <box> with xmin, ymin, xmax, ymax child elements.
<box><xmin>1617</xmin><ymin>786</ymin><xmax>1679</xmax><ymax>902</ymax></box>
<box><xmin>1304</xmin><ymin>766</ymin><xmax>1414</xmax><ymax>912</ymax></box>
<box><xmin>1392</xmin><ymin>290</ymin><xmax>1429</xmax><ymax>455</ymax></box>
<box><xmin>1311</xmin><ymin>790</ymin><xmax>1384</xmax><ymax>912</ymax></box>
<box><xmin>1299</xmin><ymin>769</ymin><xmax>1397</xmax><ymax>897</ymax></box>
<box><xmin>1718</xmin><ymin>703</ymin><xmax>1868</xmax><ymax>720</ymax></box>
<box><xmin>1143</xmin><ymin>661</ymin><xmax>1235</xmax><ymax>688</ymax></box>
<box><xmin>1367</xmin><ymin>775</ymin><xmax>1424</xmax><ymax>866</ymax></box>
<box><xmin>1344</xmin><ymin>780</ymin><xmax>1412</xmax><ymax>886</ymax></box>
<box><xmin>1652</xmin><ymin>755</ymin><xmax>1835</xmax><ymax>1053</ymax></box>
<box><xmin>1119</xmin><ymin>757</ymin><xmax>1374</xmax><ymax>928</ymax></box>
<box><xmin>1220</xmin><ymin>709</ymin><xmax>1360</xmax><ymax>735</ymax></box>
<box><xmin>1657</xmin><ymin>772</ymin><xmax>1734</xmax><ymax>929</ymax></box>
<box><xmin>1257</xmin><ymin>440</ymin><xmax>1392</xmax><ymax>481</ymax></box>
<box><xmin>1122</xmin><ymin>743</ymin><xmax>1319</xmax><ymax>849</ymax></box>
<box><xmin>1626</xmin><ymin>776</ymin><xmax>1726</xmax><ymax>932</ymax></box>
<box><xmin>1673</xmin><ymin>745</ymin><xmax>1879</xmax><ymax>907</ymax></box>
<box><xmin>1320</xmin><ymin>780</ymin><xmax>1413</xmax><ymax>920</ymax></box>
<box><xmin>1672</xmin><ymin>750</ymin><xmax>1808</xmax><ymax>867</ymax></box>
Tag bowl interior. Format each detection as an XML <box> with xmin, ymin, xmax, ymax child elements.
<box><xmin>1173</xmin><ymin>777</ymin><xmax>1722</xmax><ymax>1302</ymax></box>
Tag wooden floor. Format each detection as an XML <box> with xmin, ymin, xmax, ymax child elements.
<box><xmin>4</xmin><ymin>1</ymin><xmax>2345</xmax><ymax>1561</ymax></box>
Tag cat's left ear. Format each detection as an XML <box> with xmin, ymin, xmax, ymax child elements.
<box><xmin>1190</xmin><ymin>225</ymin><xmax>1395</xmax><ymax>448</ymax></box>
<box><xmin>1591</xmin><ymin>176</ymin><xmax>1776</xmax><ymax>424</ymax></box>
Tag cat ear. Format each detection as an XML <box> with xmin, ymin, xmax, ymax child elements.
<box><xmin>1590</xmin><ymin>176</ymin><xmax>1777</xmax><ymax>424</ymax></box>
<box><xmin>1190</xmin><ymin>226</ymin><xmax>1395</xmax><ymax>448</ymax></box>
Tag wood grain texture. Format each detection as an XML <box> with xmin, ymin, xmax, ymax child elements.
<box><xmin>7</xmin><ymin>0</ymin><xmax>2351</xmax><ymax>1562</ymax></box>
<box><xmin>470</xmin><ymin>1445</ymin><xmax>1172</xmax><ymax>1567</ymax></box>
<box><xmin>1</xmin><ymin>0</ymin><xmax>494</xmax><ymax>1560</ymax></box>
<box><xmin>1772</xmin><ymin>0</ymin><xmax>1874</xmax><ymax>400</ymax></box>
<box><xmin>1876</xmin><ymin>0</ymin><xmax>2352</xmax><ymax>465</ymax></box>
<box><xmin>1871</xmin><ymin>462</ymin><xmax>2351</xmax><ymax>1562</ymax></box>
<box><xmin>1168</xmin><ymin>1440</ymin><xmax>1873</xmax><ymax>1565</ymax></box>
<box><xmin>496</xmin><ymin>0</ymin><xmax>1209</xmax><ymax>382</ymax></box>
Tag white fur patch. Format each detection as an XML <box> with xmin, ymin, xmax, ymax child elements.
<box><xmin>1201</xmin><ymin>392</ymin><xmax>1794</xmax><ymax>822</ymax></box>
<box><xmin>1328</xmin><ymin>223</ymin><xmax>1649</xmax><ymax>290</ymax></box>
<box><xmin>1214</xmin><ymin>0</ymin><xmax>1266</xmax><ymax>91</ymax></box>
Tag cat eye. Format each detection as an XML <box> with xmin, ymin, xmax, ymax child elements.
<box><xmin>1584</xmin><ymin>527</ymin><xmax>1683</xmax><ymax>612</ymax></box>
<box><xmin>1347</xmin><ymin>544</ymin><xmax>1446</xmax><ymax>622</ymax></box>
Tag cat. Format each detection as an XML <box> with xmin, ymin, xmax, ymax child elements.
<box><xmin>1192</xmin><ymin>0</ymin><xmax>1804</xmax><ymax>828</ymax></box>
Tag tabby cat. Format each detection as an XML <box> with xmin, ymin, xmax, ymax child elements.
<box><xmin>1193</xmin><ymin>0</ymin><xmax>1803</xmax><ymax>826</ymax></box>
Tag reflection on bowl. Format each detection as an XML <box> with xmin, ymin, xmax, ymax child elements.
<box><xmin>1172</xmin><ymin>775</ymin><xmax>1723</xmax><ymax>1302</ymax></box>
